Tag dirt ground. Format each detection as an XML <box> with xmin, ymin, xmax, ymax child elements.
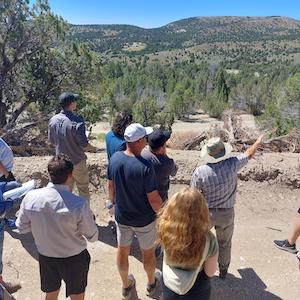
<box><xmin>2</xmin><ymin>114</ymin><xmax>300</xmax><ymax>299</ymax></box>
<box><xmin>89</xmin><ymin>112</ymin><xmax>257</xmax><ymax>135</ymax></box>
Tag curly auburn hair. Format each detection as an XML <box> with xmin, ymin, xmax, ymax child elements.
<box><xmin>157</xmin><ymin>187</ymin><xmax>211</xmax><ymax>269</ymax></box>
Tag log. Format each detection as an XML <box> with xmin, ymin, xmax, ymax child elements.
<box><xmin>183</xmin><ymin>133</ymin><xmax>206</xmax><ymax>150</ymax></box>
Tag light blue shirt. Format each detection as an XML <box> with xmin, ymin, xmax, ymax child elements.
<box><xmin>105</xmin><ymin>130</ymin><xmax>126</xmax><ymax>161</ymax></box>
<box><xmin>16</xmin><ymin>183</ymin><xmax>98</xmax><ymax>257</ymax></box>
<box><xmin>0</xmin><ymin>138</ymin><xmax>14</xmax><ymax>177</ymax></box>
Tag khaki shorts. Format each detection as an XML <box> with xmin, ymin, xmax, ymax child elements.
<box><xmin>116</xmin><ymin>220</ymin><xmax>156</xmax><ymax>250</ymax></box>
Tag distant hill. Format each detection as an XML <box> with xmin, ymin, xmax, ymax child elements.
<box><xmin>67</xmin><ymin>16</ymin><xmax>300</xmax><ymax>63</ymax></box>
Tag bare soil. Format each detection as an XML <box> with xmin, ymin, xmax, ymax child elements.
<box><xmin>2</xmin><ymin>114</ymin><xmax>300</xmax><ymax>299</ymax></box>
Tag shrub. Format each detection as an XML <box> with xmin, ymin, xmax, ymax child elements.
<box><xmin>203</xmin><ymin>90</ymin><xmax>228</xmax><ymax>119</ymax></box>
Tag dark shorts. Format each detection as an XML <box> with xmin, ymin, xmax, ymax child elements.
<box><xmin>0</xmin><ymin>172</ymin><xmax>16</xmax><ymax>182</ymax></box>
<box><xmin>39</xmin><ymin>249</ymin><xmax>90</xmax><ymax>297</ymax></box>
<box><xmin>162</xmin><ymin>270</ymin><xmax>211</xmax><ymax>300</ymax></box>
<box><xmin>298</xmin><ymin>208</ymin><xmax>300</xmax><ymax>214</ymax></box>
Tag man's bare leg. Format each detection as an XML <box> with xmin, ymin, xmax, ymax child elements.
<box><xmin>70</xmin><ymin>293</ymin><xmax>85</xmax><ymax>300</ymax></box>
<box><xmin>288</xmin><ymin>213</ymin><xmax>300</xmax><ymax>245</ymax></box>
<box><xmin>141</xmin><ymin>247</ymin><xmax>156</xmax><ymax>285</ymax></box>
<box><xmin>117</xmin><ymin>245</ymin><xmax>131</xmax><ymax>288</ymax></box>
<box><xmin>45</xmin><ymin>289</ymin><xmax>60</xmax><ymax>300</ymax></box>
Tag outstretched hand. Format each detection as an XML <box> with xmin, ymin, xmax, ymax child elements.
<box><xmin>256</xmin><ymin>134</ymin><xmax>265</xmax><ymax>145</ymax></box>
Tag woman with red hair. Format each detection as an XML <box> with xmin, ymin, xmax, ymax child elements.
<box><xmin>157</xmin><ymin>187</ymin><xmax>218</xmax><ymax>300</ymax></box>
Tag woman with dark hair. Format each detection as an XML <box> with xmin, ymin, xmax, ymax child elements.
<box><xmin>105</xmin><ymin>113</ymin><xmax>133</xmax><ymax>161</ymax></box>
<box><xmin>157</xmin><ymin>187</ymin><xmax>218</xmax><ymax>300</ymax></box>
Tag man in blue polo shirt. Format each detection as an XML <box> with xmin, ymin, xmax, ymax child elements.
<box><xmin>108</xmin><ymin>123</ymin><xmax>163</xmax><ymax>300</ymax></box>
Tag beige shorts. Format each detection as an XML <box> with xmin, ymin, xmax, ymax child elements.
<box><xmin>116</xmin><ymin>220</ymin><xmax>156</xmax><ymax>250</ymax></box>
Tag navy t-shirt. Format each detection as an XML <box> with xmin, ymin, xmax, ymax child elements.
<box><xmin>107</xmin><ymin>151</ymin><xmax>157</xmax><ymax>227</ymax></box>
<box><xmin>105</xmin><ymin>130</ymin><xmax>126</xmax><ymax>161</ymax></box>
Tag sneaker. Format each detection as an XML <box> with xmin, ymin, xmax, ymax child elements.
<box><xmin>122</xmin><ymin>274</ymin><xmax>136</xmax><ymax>300</ymax></box>
<box><xmin>4</xmin><ymin>218</ymin><xmax>17</xmax><ymax>230</ymax></box>
<box><xmin>1</xmin><ymin>280</ymin><xmax>21</xmax><ymax>294</ymax></box>
<box><xmin>147</xmin><ymin>272</ymin><xmax>161</xmax><ymax>297</ymax></box>
<box><xmin>219</xmin><ymin>269</ymin><xmax>228</xmax><ymax>279</ymax></box>
<box><xmin>274</xmin><ymin>239</ymin><xmax>297</xmax><ymax>254</ymax></box>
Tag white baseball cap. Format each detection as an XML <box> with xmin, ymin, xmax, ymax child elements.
<box><xmin>124</xmin><ymin>123</ymin><xmax>153</xmax><ymax>142</ymax></box>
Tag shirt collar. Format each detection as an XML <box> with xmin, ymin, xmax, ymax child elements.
<box><xmin>62</xmin><ymin>110</ymin><xmax>74</xmax><ymax>117</ymax></box>
<box><xmin>47</xmin><ymin>182</ymin><xmax>70</xmax><ymax>191</ymax></box>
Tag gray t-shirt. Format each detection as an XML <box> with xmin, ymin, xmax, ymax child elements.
<box><xmin>142</xmin><ymin>149</ymin><xmax>178</xmax><ymax>201</ymax></box>
<box><xmin>48</xmin><ymin>111</ymin><xmax>88</xmax><ymax>165</ymax></box>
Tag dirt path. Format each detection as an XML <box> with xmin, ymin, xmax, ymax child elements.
<box><xmin>3</xmin><ymin>182</ymin><xmax>300</xmax><ymax>300</ymax></box>
<box><xmin>2</xmin><ymin>150</ymin><xmax>300</xmax><ymax>300</ymax></box>
<box><xmin>89</xmin><ymin>112</ymin><xmax>257</xmax><ymax>135</ymax></box>
<box><xmin>2</xmin><ymin>113</ymin><xmax>299</xmax><ymax>299</ymax></box>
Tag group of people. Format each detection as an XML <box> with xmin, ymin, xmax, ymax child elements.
<box><xmin>0</xmin><ymin>91</ymin><xmax>298</xmax><ymax>299</ymax></box>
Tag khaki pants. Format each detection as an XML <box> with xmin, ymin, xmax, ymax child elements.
<box><xmin>70</xmin><ymin>159</ymin><xmax>90</xmax><ymax>202</ymax></box>
<box><xmin>209</xmin><ymin>207</ymin><xmax>235</xmax><ymax>272</ymax></box>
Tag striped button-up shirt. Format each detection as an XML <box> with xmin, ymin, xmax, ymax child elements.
<box><xmin>191</xmin><ymin>154</ymin><xmax>248</xmax><ymax>208</ymax></box>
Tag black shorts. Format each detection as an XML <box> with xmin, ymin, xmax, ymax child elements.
<box><xmin>39</xmin><ymin>249</ymin><xmax>90</xmax><ymax>297</ymax></box>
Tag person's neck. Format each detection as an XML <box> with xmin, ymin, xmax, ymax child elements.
<box><xmin>125</xmin><ymin>147</ymin><xmax>141</xmax><ymax>157</ymax></box>
<box><xmin>51</xmin><ymin>182</ymin><xmax>71</xmax><ymax>190</ymax></box>
<box><xmin>151</xmin><ymin>147</ymin><xmax>165</xmax><ymax>155</ymax></box>
<box><xmin>63</xmin><ymin>109</ymin><xmax>74</xmax><ymax>113</ymax></box>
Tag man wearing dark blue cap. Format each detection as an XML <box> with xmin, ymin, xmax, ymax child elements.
<box><xmin>48</xmin><ymin>92</ymin><xmax>96</xmax><ymax>202</ymax></box>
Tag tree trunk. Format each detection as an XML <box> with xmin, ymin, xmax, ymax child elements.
<box><xmin>7</xmin><ymin>99</ymin><xmax>32</xmax><ymax>126</ymax></box>
<box><xmin>0</xmin><ymin>101</ymin><xmax>7</xmax><ymax>128</ymax></box>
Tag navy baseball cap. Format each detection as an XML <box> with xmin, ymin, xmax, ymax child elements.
<box><xmin>148</xmin><ymin>129</ymin><xmax>171</xmax><ymax>148</ymax></box>
<box><xmin>59</xmin><ymin>92</ymin><xmax>79</xmax><ymax>106</ymax></box>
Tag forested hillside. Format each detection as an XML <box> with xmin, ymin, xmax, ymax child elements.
<box><xmin>0</xmin><ymin>1</ymin><xmax>299</xmax><ymax>139</ymax></box>
<box><xmin>68</xmin><ymin>16</ymin><xmax>300</xmax><ymax>64</ymax></box>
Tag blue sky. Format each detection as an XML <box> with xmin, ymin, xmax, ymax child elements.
<box><xmin>32</xmin><ymin>0</ymin><xmax>300</xmax><ymax>28</ymax></box>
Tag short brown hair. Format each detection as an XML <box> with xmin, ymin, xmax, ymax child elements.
<box><xmin>48</xmin><ymin>154</ymin><xmax>73</xmax><ymax>184</ymax></box>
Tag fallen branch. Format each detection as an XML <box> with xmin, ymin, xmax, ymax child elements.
<box><xmin>183</xmin><ymin>133</ymin><xmax>206</xmax><ymax>150</ymax></box>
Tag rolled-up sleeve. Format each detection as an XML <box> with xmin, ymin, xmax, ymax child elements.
<box><xmin>78</xmin><ymin>202</ymin><xmax>98</xmax><ymax>242</ymax></box>
<box><xmin>236</xmin><ymin>154</ymin><xmax>249</xmax><ymax>171</ymax></box>
<box><xmin>74</xmin><ymin>122</ymin><xmax>89</xmax><ymax>148</ymax></box>
<box><xmin>190</xmin><ymin>168</ymin><xmax>203</xmax><ymax>190</ymax></box>
<box><xmin>16</xmin><ymin>197</ymin><xmax>31</xmax><ymax>234</ymax></box>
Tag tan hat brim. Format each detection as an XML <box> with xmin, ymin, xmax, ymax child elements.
<box><xmin>200</xmin><ymin>142</ymin><xmax>233</xmax><ymax>164</ymax></box>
